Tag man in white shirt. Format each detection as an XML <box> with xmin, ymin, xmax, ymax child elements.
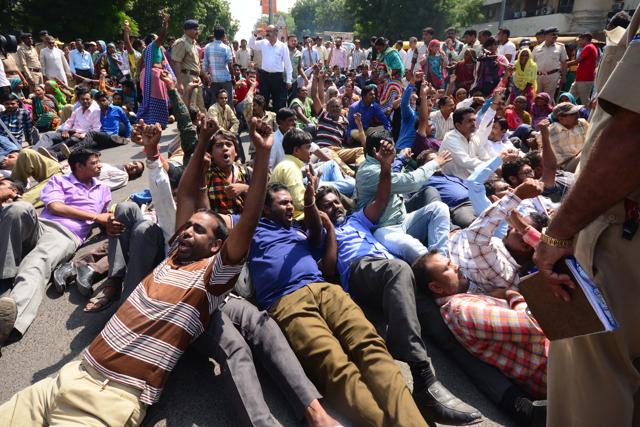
<box><xmin>430</xmin><ymin>96</ymin><xmax>455</xmax><ymax>140</ymax></box>
<box><xmin>249</xmin><ymin>25</ymin><xmax>293</xmax><ymax>111</ymax></box>
<box><xmin>39</xmin><ymin>36</ymin><xmax>71</xmax><ymax>85</ymax></box>
<box><xmin>236</xmin><ymin>39</ymin><xmax>251</xmax><ymax>70</ymax></box>
<box><xmin>314</xmin><ymin>35</ymin><xmax>327</xmax><ymax>66</ymax></box>
<box><xmin>416</xmin><ymin>28</ymin><xmax>435</xmax><ymax>72</ymax></box>
<box><xmin>497</xmin><ymin>28</ymin><xmax>517</xmax><ymax>63</ymax></box>
<box><xmin>439</xmin><ymin>92</ymin><xmax>503</xmax><ymax>179</ymax></box>
<box><xmin>269</xmin><ymin>108</ymin><xmax>297</xmax><ymax>169</ymax></box>
<box><xmin>329</xmin><ymin>37</ymin><xmax>349</xmax><ymax>72</ymax></box>
<box><xmin>403</xmin><ymin>37</ymin><xmax>418</xmax><ymax>74</ymax></box>
<box><xmin>349</xmin><ymin>39</ymin><xmax>366</xmax><ymax>70</ymax></box>
<box><xmin>459</xmin><ymin>30</ymin><xmax>483</xmax><ymax>60</ymax></box>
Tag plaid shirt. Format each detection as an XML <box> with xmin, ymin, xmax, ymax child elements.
<box><xmin>547</xmin><ymin>118</ymin><xmax>589</xmax><ymax>166</ymax></box>
<box><xmin>0</xmin><ymin>108</ymin><xmax>32</xmax><ymax>144</ymax></box>
<box><xmin>437</xmin><ymin>292</ymin><xmax>549</xmax><ymax>398</ymax></box>
<box><xmin>207</xmin><ymin>164</ymin><xmax>250</xmax><ymax>214</ymax></box>
<box><xmin>450</xmin><ymin>192</ymin><xmax>521</xmax><ymax>294</ymax></box>
<box><xmin>203</xmin><ymin>40</ymin><xmax>232</xmax><ymax>83</ymax></box>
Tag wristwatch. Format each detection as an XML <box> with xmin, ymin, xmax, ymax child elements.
<box><xmin>540</xmin><ymin>232</ymin><xmax>573</xmax><ymax>248</ymax></box>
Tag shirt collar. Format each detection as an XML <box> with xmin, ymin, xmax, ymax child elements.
<box><xmin>68</xmin><ymin>172</ymin><xmax>98</xmax><ymax>189</ymax></box>
<box><xmin>284</xmin><ymin>154</ymin><xmax>305</xmax><ymax>168</ymax></box>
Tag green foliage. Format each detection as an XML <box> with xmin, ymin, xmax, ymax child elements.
<box><xmin>448</xmin><ymin>0</ymin><xmax>486</xmax><ymax>29</ymax></box>
<box><xmin>1</xmin><ymin>0</ymin><xmax>236</xmax><ymax>43</ymax></box>
<box><xmin>291</xmin><ymin>0</ymin><xmax>353</xmax><ymax>37</ymax></box>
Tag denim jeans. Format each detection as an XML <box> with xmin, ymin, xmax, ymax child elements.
<box><xmin>373</xmin><ymin>201</ymin><xmax>450</xmax><ymax>263</ymax></box>
<box><xmin>318</xmin><ymin>160</ymin><xmax>355</xmax><ymax>196</ymax></box>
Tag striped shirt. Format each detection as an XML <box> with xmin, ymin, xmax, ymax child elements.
<box><xmin>83</xmin><ymin>249</ymin><xmax>242</xmax><ymax>405</ymax></box>
<box><xmin>316</xmin><ymin>110</ymin><xmax>347</xmax><ymax>147</ymax></box>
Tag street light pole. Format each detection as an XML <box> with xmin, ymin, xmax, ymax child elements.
<box><xmin>498</xmin><ymin>0</ymin><xmax>507</xmax><ymax>28</ymax></box>
<box><xmin>268</xmin><ymin>0</ymin><xmax>274</xmax><ymax>24</ymax></box>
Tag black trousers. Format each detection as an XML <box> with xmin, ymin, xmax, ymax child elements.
<box><xmin>258</xmin><ymin>69</ymin><xmax>287</xmax><ymax>112</ymax></box>
<box><xmin>74</xmin><ymin>69</ymin><xmax>93</xmax><ymax>79</ymax></box>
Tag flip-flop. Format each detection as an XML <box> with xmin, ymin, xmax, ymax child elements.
<box><xmin>84</xmin><ymin>285</ymin><xmax>121</xmax><ymax>313</ymax></box>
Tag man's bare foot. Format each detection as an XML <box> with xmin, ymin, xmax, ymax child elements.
<box><xmin>304</xmin><ymin>399</ymin><xmax>342</xmax><ymax>427</ymax></box>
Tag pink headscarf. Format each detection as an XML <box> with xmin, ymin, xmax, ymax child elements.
<box><xmin>428</xmin><ymin>39</ymin><xmax>446</xmax><ymax>57</ymax></box>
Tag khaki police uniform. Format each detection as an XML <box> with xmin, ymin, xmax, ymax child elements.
<box><xmin>531</xmin><ymin>42</ymin><xmax>568</xmax><ymax>97</ymax></box>
<box><xmin>546</xmin><ymin>18</ymin><xmax>640</xmax><ymax>426</ymax></box>
<box><xmin>16</xmin><ymin>43</ymin><xmax>44</xmax><ymax>90</ymax></box>
<box><xmin>171</xmin><ymin>35</ymin><xmax>205</xmax><ymax>112</ymax></box>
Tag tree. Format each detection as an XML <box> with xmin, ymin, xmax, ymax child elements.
<box><xmin>254</xmin><ymin>12</ymin><xmax>296</xmax><ymax>35</ymax></box>
<box><xmin>129</xmin><ymin>0</ymin><xmax>238</xmax><ymax>41</ymax></box>
<box><xmin>1</xmin><ymin>0</ymin><xmax>138</xmax><ymax>41</ymax></box>
<box><xmin>448</xmin><ymin>0</ymin><xmax>485</xmax><ymax>29</ymax></box>
<box><xmin>291</xmin><ymin>0</ymin><xmax>353</xmax><ymax>37</ymax></box>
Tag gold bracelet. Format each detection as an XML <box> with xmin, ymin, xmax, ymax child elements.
<box><xmin>540</xmin><ymin>232</ymin><xmax>573</xmax><ymax>248</ymax></box>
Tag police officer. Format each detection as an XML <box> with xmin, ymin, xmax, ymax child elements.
<box><xmin>533</xmin><ymin>11</ymin><xmax>640</xmax><ymax>426</ymax></box>
<box><xmin>171</xmin><ymin>19</ymin><xmax>207</xmax><ymax>113</ymax></box>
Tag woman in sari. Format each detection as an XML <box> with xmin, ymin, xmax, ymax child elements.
<box><xmin>472</xmin><ymin>36</ymin><xmax>509</xmax><ymax>96</ymax></box>
<box><xmin>511</xmin><ymin>48</ymin><xmax>537</xmax><ymax>107</ymax></box>
<box><xmin>531</xmin><ymin>92</ymin><xmax>553</xmax><ymax>129</ymax></box>
<box><xmin>425</xmin><ymin>39</ymin><xmax>446</xmax><ymax>89</ymax></box>
<box><xmin>454</xmin><ymin>49</ymin><xmax>477</xmax><ymax>91</ymax></box>
<box><xmin>30</xmin><ymin>84</ymin><xmax>60</xmax><ymax>131</ymax></box>
<box><xmin>137</xmin><ymin>13</ymin><xmax>175</xmax><ymax>128</ymax></box>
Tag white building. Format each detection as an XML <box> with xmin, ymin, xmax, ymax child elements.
<box><xmin>476</xmin><ymin>0</ymin><xmax>637</xmax><ymax>35</ymax></box>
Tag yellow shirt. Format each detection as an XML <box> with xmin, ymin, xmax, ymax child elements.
<box><xmin>269</xmin><ymin>154</ymin><xmax>306</xmax><ymax>220</ymax></box>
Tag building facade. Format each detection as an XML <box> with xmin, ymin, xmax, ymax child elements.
<box><xmin>477</xmin><ymin>0</ymin><xmax>637</xmax><ymax>35</ymax></box>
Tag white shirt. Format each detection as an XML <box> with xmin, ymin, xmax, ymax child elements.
<box><xmin>403</xmin><ymin>48</ymin><xmax>416</xmax><ymax>72</ymax></box>
<box><xmin>497</xmin><ymin>41</ymin><xmax>517</xmax><ymax>62</ymax></box>
<box><xmin>350</xmin><ymin>48</ymin><xmax>366</xmax><ymax>69</ymax></box>
<box><xmin>249</xmin><ymin>35</ymin><xmax>293</xmax><ymax>84</ymax></box>
<box><xmin>146</xmin><ymin>158</ymin><xmax>176</xmax><ymax>245</ymax></box>
<box><xmin>269</xmin><ymin>128</ymin><xmax>286</xmax><ymax>169</ymax></box>
<box><xmin>60</xmin><ymin>102</ymin><xmax>101</xmax><ymax>136</ymax></box>
<box><xmin>486</xmin><ymin>138</ymin><xmax>515</xmax><ymax>156</ymax></box>
<box><xmin>39</xmin><ymin>47</ymin><xmax>71</xmax><ymax>85</ymax></box>
<box><xmin>439</xmin><ymin>108</ymin><xmax>496</xmax><ymax>179</ymax></box>
<box><xmin>430</xmin><ymin>110</ymin><xmax>455</xmax><ymax>140</ymax></box>
<box><xmin>0</xmin><ymin>59</ymin><xmax>9</xmax><ymax>87</ymax></box>
<box><xmin>236</xmin><ymin>48</ymin><xmax>251</xmax><ymax>69</ymax></box>
<box><xmin>98</xmin><ymin>163</ymin><xmax>129</xmax><ymax>191</ymax></box>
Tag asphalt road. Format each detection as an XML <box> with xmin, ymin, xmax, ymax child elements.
<box><xmin>0</xmin><ymin>125</ymin><xmax>514</xmax><ymax>427</ymax></box>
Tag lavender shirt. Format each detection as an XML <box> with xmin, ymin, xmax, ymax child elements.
<box><xmin>40</xmin><ymin>174</ymin><xmax>111</xmax><ymax>242</ymax></box>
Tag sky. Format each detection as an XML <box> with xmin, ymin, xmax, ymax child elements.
<box><xmin>230</xmin><ymin>0</ymin><xmax>296</xmax><ymax>40</ymax></box>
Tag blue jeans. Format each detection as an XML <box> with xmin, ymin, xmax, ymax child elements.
<box><xmin>374</xmin><ymin>201</ymin><xmax>450</xmax><ymax>263</ymax></box>
<box><xmin>318</xmin><ymin>160</ymin><xmax>355</xmax><ymax>196</ymax></box>
<box><xmin>0</xmin><ymin>135</ymin><xmax>21</xmax><ymax>157</ymax></box>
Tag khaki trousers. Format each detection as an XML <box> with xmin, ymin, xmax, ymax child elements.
<box><xmin>177</xmin><ymin>72</ymin><xmax>205</xmax><ymax>113</ymax></box>
<box><xmin>569</xmin><ymin>80</ymin><xmax>594</xmax><ymax>104</ymax></box>
<box><xmin>28</xmin><ymin>72</ymin><xmax>44</xmax><ymax>92</ymax></box>
<box><xmin>547</xmin><ymin>197</ymin><xmax>640</xmax><ymax>426</ymax></box>
<box><xmin>537</xmin><ymin>73</ymin><xmax>560</xmax><ymax>98</ymax></box>
<box><xmin>10</xmin><ymin>149</ymin><xmax>62</xmax><ymax>207</ymax></box>
<box><xmin>269</xmin><ymin>282</ymin><xmax>427</xmax><ymax>427</ymax></box>
<box><xmin>0</xmin><ymin>360</ymin><xmax>147</xmax><ymax>426</ymax></box>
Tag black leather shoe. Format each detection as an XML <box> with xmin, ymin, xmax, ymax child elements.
<box><xmin>76</xmin><ymin>265</ymin><xmax>96</xmax><ymax>297</ymax></box>
<box><xmin>52</xmin><ymin>262</ymin><xmax>76</xmax><ymax>294</ymax></box>
<box><xmin>413</xmin><ymin>380</ymin><xmax>483</xmax><ymax>426</ymax></box>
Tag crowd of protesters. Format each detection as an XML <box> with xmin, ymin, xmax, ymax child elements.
<box><xmin>0</xmin><ymin>7</ymin><xmax>638</xmax><ymax>427</ymax></box>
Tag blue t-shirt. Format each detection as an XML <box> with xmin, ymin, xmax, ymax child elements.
<box><xmin>427</xmin><ymin>173</ymin><xmax>469</xmax><ymax>208</ymax></box>
<box><xmin>334</xmin><ymin>209</ymin><xmax>393</xmax><ymax>289</ymax></box>
<box><xmin>248</xmin><ymin>218</ymin><xmax>325</xmax><ymax>309</ymax></box>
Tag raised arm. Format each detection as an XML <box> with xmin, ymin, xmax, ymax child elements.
<box><xmin>364</xmin><ymin>140</ymin><xmax>395</xmax><ymax>223</ymax></box>
<box><xmin>318</xmin><ymin>211</ymin><xmax>337</xmax><ymax>281</ymax></box>
<box><xmin>160</xmin><ymin>71</ymin><xmax>198</xmax><ymax>163</ymax></box>
<box><xmin>155</xmin><ymin>12</ymin><xmax>170</xmax><ymax>50</ymax></box>
<box><xmin>176</xmin><ymin>117</ymin><xmax>218</xmax><ymax>229</ymax></box>
<box><xmin>310</xmin><ymin>65</ymin><xmax>323</xmax><ymax>115</ymax></box>
<box><xmin>123</xmin><ymin>20</ymin><xmax>134</xmax><ymax>53</ymax></box>
<box><xmin>537</xmin><ymin>119</ymin><xmax>558</xmax><ymax>189</ymax></box>
<box><xmin>222</xmin><ymin>118</ymin><xmax>273</xmax><ymax>263</ymax></box>
<box><xmin>303</xmin><ymin>164</ymin><xmax>323</xmax><ymax>247</ymax></box>
<box><xmin>417</xmin><ymin>82</ymin><xmax>434</xmax><ymax>137</ymax></box>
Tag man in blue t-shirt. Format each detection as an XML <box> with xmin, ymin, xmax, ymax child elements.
<box><xmin>248</xmin><ymin>179</ymin><xmax>428</xmax><ymax>427</ymax></box>
<box><xmin>315</xmin><ymin>140</ymin><xmax>481</xmax><ymax>426</ymax></box>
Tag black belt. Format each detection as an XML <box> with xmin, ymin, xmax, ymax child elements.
<box><xmin>181</xmin><ymin>69</ymin><xmax>199</xmax><ymax>76</ymax></box>
<box><xmin>538</xmin><ymin>69</ymin><xmax>560</xmax><ymax>76</ymax></box>
<box><xmin>29</xmin><ymin>67</ymin><xmax>41</xmax><ymax>72</ymax></box>
<box><xmin>260</xmin><ymin>70</ymin><xmax>283</xmax><ymax>75</ymax></box>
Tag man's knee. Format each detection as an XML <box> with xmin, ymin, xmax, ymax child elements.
<box><xmin>114</xmin><ymin>201</ymin><xmax>142</xmax><ymax>224</ymax></box>
<box><xmin>428</xmin><ymin>201</ymin><xmax>449</xmax><ymax>217</ymax></box>
<box><xmin>2</xmin><ymin>201</ymin><xmax>37</xmax><ymax>223</ymax></box>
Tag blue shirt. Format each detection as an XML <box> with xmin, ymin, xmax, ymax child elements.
<box><xmin>100</xmin><ymin>105</ymin><xmax>132</xmax><ymax>137</ymax></box>
<box><xmin>301</xmin><ymin>47</ymin><xmax>318</xmax><ymax>68</ymax></box>
<box><xmin>347</xmin><ymin>100</ymin><xmax>390</xmax><ymax>142</ymax></box>
<box><xmin>248</xmin><ymin>218</ymin><xmax>325</xmax><ymax>309</ymax></box>
<box><xmin>69</xmin><ymin>49</ymin><xmax>94</xmax><ymax>74</ymax></box>
<box><xmin>335</xmin><ymin>209</ymin><xmax>393</xmax><ymax>289</ymax></box>
<box><xmin>203</xmin><ymin>40</ymin><xmax>232</xmax><ymax>83</ymax></box>
<box><xmin>395</xmin><ymin>83</ymin><xmax>418</xmax><ymax>150</ymax></box>
<box><xmin>428</xmin><ymin>173</ymin><xmax>469</xmax><ymax>208</ymax></box>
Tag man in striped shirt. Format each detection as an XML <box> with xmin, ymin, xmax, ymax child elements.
<box><xmin>0</xmin><ymin>119</ymin><xmax>273</xmax><ymax>426</ymax></box>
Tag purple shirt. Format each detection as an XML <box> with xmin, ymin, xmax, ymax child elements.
<box><xmin>40</xmin><ymin>174</ymin><xmax>111</xmax><ymax>241</ymax></box>
<box><xmin>413</xmin><ymin>133</ymin><xmax>442</xmax><ymax>157</ymax></box>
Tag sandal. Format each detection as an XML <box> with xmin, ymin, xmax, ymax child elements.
<box><xmin>84</xmin><ymin>279</ymin><xmax>122</xmax><ymax>313</ymax></box>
